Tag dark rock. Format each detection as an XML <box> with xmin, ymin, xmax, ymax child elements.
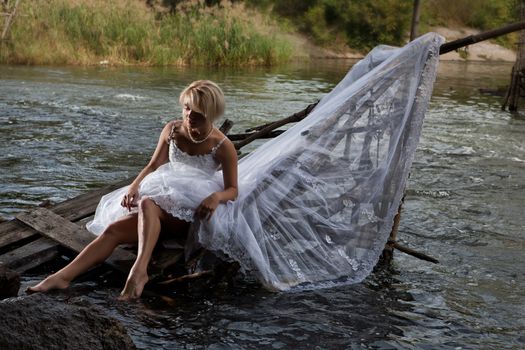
<box><xmin>0</xmin><ymin>294</ymin><xmax>136</xmax><ymax>350</ymax></box>
<box><xmin>0</xmin><ymin>264</ymin><xmax>20</xmax><ymax>300</ymax></box>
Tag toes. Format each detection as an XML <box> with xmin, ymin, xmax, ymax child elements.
<box><xmin>118</xmin><ymin>275</ymin><xmax>148</xmax><ymax>301</ymax></box>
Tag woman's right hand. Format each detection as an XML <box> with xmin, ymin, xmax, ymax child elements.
<box><xmin>121</xmin><ymin>185</ymin><xmax>139</xmax><ymax>211</ymax></box>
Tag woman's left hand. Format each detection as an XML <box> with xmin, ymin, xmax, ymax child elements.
<box><xmin>195</xmin><ymin>192</ymin><xmax>220</xmax><ymax>221</ymax></box>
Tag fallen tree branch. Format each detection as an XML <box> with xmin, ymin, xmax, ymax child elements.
<box><xmin>390</xmin><ymin>240</ymin><xmax>439</xmax><ymax>264</ymax></box>
<box><xmin>234</xmin><ymin>101</ymin><xmax>319</xmax><ymax>150</ymax></box>
<box><xmin>156</xmin><ymin>270</ymin><xmax>214</xmax><ymax>285</ymax></box>
<box><xmin>440</xmin><ymin>20</ymin><xmax>525</xmax><ymax>55</ymax></box>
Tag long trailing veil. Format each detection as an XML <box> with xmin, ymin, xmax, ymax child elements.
<box><xmin>191</xmin><ymin>32</ymin><xmax>445</xmax><ymax>291</ymax></box>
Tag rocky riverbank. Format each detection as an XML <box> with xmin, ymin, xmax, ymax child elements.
<box><xmin>0</xmin><ymin>293</ymin><xmax>136</xmax><ymax>349</ymax></box>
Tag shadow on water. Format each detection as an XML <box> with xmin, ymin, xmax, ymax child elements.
<box><xmin>2</xmin><ymin>59</ymin><xmax>525</xmax><ymax>349</ymax></box>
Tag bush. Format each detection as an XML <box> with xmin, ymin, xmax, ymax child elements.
<box><xmin>249</xmin><ymin>0</ymin><xmax>412</xmax><ymax>51</ymax></box>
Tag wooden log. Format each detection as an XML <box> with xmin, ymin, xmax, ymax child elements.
<box><xmin>234</xmin><ymin>102</ymin><xmax>319</xmax><ymax>149</ymax></box>
<box><xmin>226</xmin><ymin>130</ymin><xmax>284</xmax><ymax>141</ymax></box>
<box><xmin>16</xmin><ymin>208</ymin><xmax>136</xmax><ymax>274</ymax></box>
<box><xmin>440</xmin><ymin>20</ymin><xmax>525</xmax><ymax>54</ymax></box>
<box><xmin>218</xmin><ymin>118</ymin><xmax>234</xmax><ymax>134</ymax></box>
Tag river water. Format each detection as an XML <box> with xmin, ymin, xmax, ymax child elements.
<box><xmin>1</xmin><ymin>59</ymin><xmax>524</xmax><ymax>349</ymax></box>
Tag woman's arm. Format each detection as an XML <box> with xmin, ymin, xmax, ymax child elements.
<box><xmin>214</xmin><ymin>138</ymin><xmax>238</xmax><ymax>202</ymax></box>
<box><xmin>195</xmin><ymin>138</ymin><xmax>238</xmax><ymax>220</ymax></box>
<box><xmin>122</xmin><ymin>121</ymin><xmax>173</xmax><ymax>211</ymax></box>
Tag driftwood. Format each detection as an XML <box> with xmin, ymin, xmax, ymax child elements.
<box><xmin>233</xmin><ymin>102</ymin><xmax>318</xmax><ymax>150</ymax></box>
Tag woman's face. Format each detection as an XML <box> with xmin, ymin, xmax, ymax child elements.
<box><xmin>183</xmin><ymin>104</ymin><xmax>207</xmax><ymax>128</ymax></box>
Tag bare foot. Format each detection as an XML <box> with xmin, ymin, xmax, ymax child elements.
<box><xmin>26</xmin><ymin>274</ymin><xmax>70</xmax><ymax>294</ymax></box>
<box><xmin>118</xmin><ymin>270</ymin><xmax>148</xmax><ymax>301</ymax></box>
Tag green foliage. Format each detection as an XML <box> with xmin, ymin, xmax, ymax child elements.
<box><xmin>341</xmin><ymin>0</ymin><xmax>412</xmax><ymax>50</ymax></box>
<box><xmin>245</xmin><ymin>0</ymin><xmax>520</xmax><ymax>51</ymax></box>
<box><xmin>1</xmin><ymin>0</ymin><xmax>520</xmax><ymax>66</ymax></box>
<box><xmin>421</xmin><ymin>0</ymin><xmax>517</xmax><ymax>48</ymax></box>
<box><xmin>1</xmin><ymin>0</ymin><xmax>293</xmax><ymax>66</ymax></box>
<box><xmin>247</xmin><ymin>0</ymin><xmax>412</xmax><ymax>51</ymax></box>
<box><xmin>422</xmin><ymin>0</ymin><xmax>515</xmax><ymax>29</ymax></box>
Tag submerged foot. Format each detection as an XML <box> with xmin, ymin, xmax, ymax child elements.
<box><xmin>118</xmin><ymin>270</ymin><xmax>149</xmax><ymax>301</ymax></box>
<box><xmin>26</xmin><ymin>274</ymin><xmax>70</xmax><ymax>294</ymax></box>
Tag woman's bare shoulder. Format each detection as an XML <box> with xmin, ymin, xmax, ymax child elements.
<box><xmin>213</xmin><ymin>130</ymin><xmax>236</xmax><ymax>159</ymax></box>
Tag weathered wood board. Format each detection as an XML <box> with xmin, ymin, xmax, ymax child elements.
<box><xmin>16</xmin><ymin>208</ymin><xmax>136</xmax><ymax>274</ymax></box>
<box><xmin>0</xmin><ymin>237</ymin><xmax>59</xmax><ymax>273</ymax></box>
<box><xmin>0</xmin><ymin>177</ymin><xmax>135</xmax><ymax>271</ymax></box>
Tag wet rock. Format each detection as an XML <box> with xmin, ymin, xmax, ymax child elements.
<box><xmin>0</xmin><ymin>294</ymin><xmax>136</xmax><ymax>350</ymax></box>
<box><xmin>0</xmin><ymin>264</ymin><xmax>20</xmax><ymax>300</ymax></box>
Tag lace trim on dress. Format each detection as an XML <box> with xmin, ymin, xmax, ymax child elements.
<box><xmin>147</xmin><ymin>195</ymin><xmax>195</xmax><ymax>222</ymax></box>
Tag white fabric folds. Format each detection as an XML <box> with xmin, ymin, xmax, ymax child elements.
<box><xmin>192</xmin><ymin>32</ymin><xmax>444</xmax><ymax>291</ymax></box>
<box><xmin>87</xmin><ymin>32</ymin><xmax>444</xmax><ymax>292</ymax></box>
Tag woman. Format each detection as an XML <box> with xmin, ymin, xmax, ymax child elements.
<box><xmin>27</xmin><ymin>80</ymin><xmax>238</xmax><ymax>300</ymax></box>
<box><xmin>27</xmin><ymin>33</ymin><xmax>442</xmax><ymax>294</ymax></box>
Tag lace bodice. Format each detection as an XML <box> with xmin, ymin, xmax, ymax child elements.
<box><xmin>168</xmin><ymin>136</ymin><xmax>226</xmax><ymax>175</ymax></box>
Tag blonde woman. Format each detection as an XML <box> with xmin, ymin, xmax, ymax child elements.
<box><xmin>28</xmin><ymin>80</ymin><xmax>238</xmax><ymax>300</ymax></box>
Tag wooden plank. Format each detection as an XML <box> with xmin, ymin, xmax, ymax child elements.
<box><xmin>0</xmin><ymin>220</ymin><xmax>40</xmax><ymax>248</ymax></box>
<box><xmin>52</xmin><ymin>177</ymin><xmax>134</xmax><ymax>221</ymax></box>
<box><xmin>16</xmin><ymin>208</ymin><xmax>136</xmax><ymax>274</ymax></box>
<box><xmin>0</xmin><ymin>237</ymin><xmax>60</xmax><ymax>273</ymax></box>
<box><xmin>0</xmin><ymin>177</ymin><xmax>133</xmax><ymax>250</ymax></box>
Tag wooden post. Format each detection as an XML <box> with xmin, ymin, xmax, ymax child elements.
<box><xmin>410</xmin><ymin>0</ymin><xmax>421</xmax><ymax>41</ymax></box>
<box><xmin>503</xmin><ymin>1</ymin><xmax>525</xmax><ymax>111</ymax></box>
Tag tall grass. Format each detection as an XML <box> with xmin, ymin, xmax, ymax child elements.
<box><xmin>0</xmin><ymin>0</ymin><xmax>294</xmax><ymax>66</ymax></box>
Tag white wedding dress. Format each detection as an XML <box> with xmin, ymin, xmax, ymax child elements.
<box><xmin>87</xmin><ymin>32</ymin><xmax>444</xmax><ymax>291</ymax></box>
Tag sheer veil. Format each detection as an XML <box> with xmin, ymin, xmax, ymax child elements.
<box><xmin>192</xmin><ymin>32</ymin><xmax>445</xmax><ymax>291</ymax></box>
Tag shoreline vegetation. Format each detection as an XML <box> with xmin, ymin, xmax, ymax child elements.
<box><xmin>0</xmin><ymin>0</ymin><xmax>294</xmax><ymax>66</ymax></box>
<box><xmin>0</xmin><ymin>0</ymin><xmax>519</xmax><ymax>67</ymax></box>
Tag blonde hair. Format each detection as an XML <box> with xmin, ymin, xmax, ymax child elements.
<box><xmin>179</xmin><ymin>80</ymin><xmax>225</xmax><ymax>121</ymax></box>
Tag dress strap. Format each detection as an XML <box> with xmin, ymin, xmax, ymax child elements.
<box><xmin>168</xmin><ymin>120</ymin><xmax>178</xmax><ymax>143</ymax></box>
<box><xmin>211</xmin><ymin>136</ymin><xmax>228</xmax><ymax>155</ymax></box>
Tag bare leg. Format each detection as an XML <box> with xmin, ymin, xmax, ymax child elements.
<box><xmin>27</xmin><ymin>214</ymin><xmax>139</xmax><ymax>294</ymax></box>
<box><xmin>118</xmin><ymin>197</ymin><xmax>190</xmax><ymax>300</ymax></box>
